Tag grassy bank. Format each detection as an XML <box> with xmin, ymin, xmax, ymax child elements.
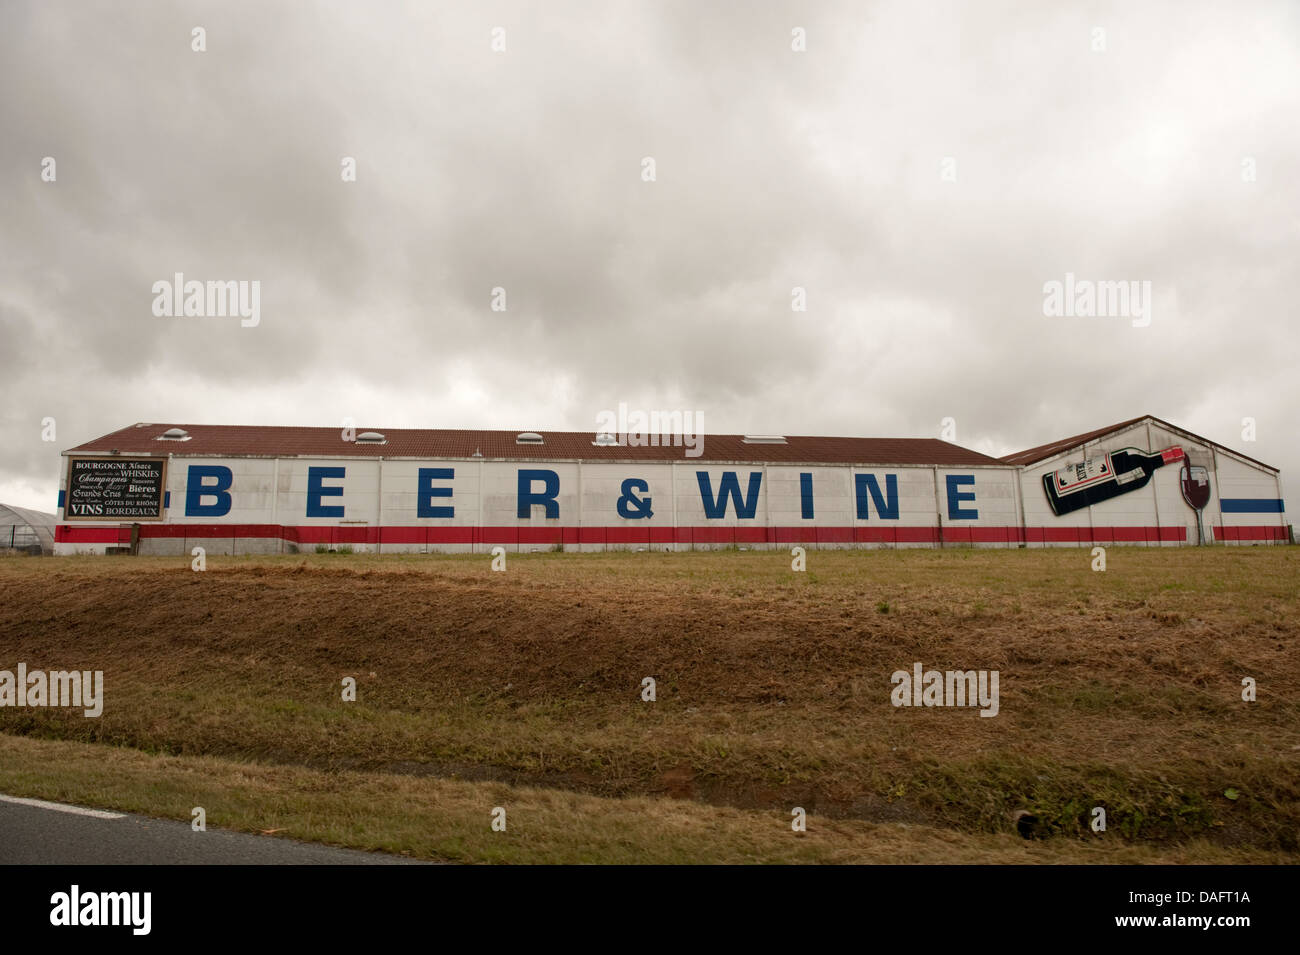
<box><xmin>1</xmin><ymin>548</ymin><xmax>1296</xmax><ymax>861</ymax></box>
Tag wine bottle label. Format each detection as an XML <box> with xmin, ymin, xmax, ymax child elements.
<box><xmin>1051</xmin><ymin>454</ymin><xmax>1114</xmax><ymax>496</ymax></box>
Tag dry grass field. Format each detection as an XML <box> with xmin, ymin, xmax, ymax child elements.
<box><xmin>1</xmin><ymin>547</ymin><xmax>1297</xmax><ymax>864</ymax></box>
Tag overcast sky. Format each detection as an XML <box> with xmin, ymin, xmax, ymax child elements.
<box><xmin>2</xmin><ymin>1</ymin><xmax>1297</xmax><ymax>513</ymax></box>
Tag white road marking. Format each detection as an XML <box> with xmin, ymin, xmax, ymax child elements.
<box><xmin>0</xmin><ymin>793</ymin><xmax>124</xmax><ymax>819</ymax></box>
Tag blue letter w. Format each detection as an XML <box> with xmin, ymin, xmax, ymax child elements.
<box><xmin>696</xmin><ymin>471</ymin><xmax>762</xmax><ymax>519</ymax></box>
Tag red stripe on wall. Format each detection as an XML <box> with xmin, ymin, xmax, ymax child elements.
<box><xmin>56</xmin><ymin>526</ymin><xmax>133</xmax><ymax>544</ymax></box>
<box><xmin>1030</xmin><ymin>526</ymin><xmax>1184</xmax><ymax>543</ymax></box>
<box><xmin>1092</xmin><ymin>526</ymin><xmax>1185</xmax><ymax>542</ymax></box>
<box><xmin>52</xmin><ymin>522</ymin><xmax>1227</xmax><ymax>546</ymax></box>
<box><xmin>942</xmin><ymin>527</ymin><xmax>1031</xmax><ymax>544</ymax></box>
<box><xmin>1214</xmin><ymin>525</ymin><xmax>1287</xmax><ymax>541</ymax></box>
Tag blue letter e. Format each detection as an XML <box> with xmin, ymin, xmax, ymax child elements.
<box><xmin>945</xmin><ymin>474</ymin><xmax>978</xmax><ymax>520</ymax></box>
<box><xmin>307</xmin><ymin>466</ymin><xmax>346</xmax><ymax>518</ymax></box>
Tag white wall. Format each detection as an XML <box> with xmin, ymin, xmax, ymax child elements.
<box><xmin>54</xmin><ymin>438</ymin><xmax>1286</xmax><ymax>554</ymax></box>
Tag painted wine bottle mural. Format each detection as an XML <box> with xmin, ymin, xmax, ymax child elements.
<box><xmin>1043</xmin><ymin>446</ymin><xmax>1184</xmax><ymax>516</ymax></box>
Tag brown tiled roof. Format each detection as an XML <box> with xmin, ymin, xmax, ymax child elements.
<box><xmin>1000</xmin><ymin>416</ymin><xmax>1150</xmax><ymax>466</ymax></box>
<box><xmin>65</xmin><ymin>423</ymin><xmax>1008</xmax><ymax>467</ymax></box>
<box><xmin>1002</xmin><ymin>415</ymin><xmax>1277</xmax><ymax>472</ymax></box>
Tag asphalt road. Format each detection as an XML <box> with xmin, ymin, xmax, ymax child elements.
<box><xmin>0</xmin><ymin>794</ymin><xmax>428</xmax><ymax>864</ymax></box>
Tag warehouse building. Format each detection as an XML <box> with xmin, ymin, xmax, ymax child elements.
<box><xmin>53</xmin><ymin>415</ymin><xmax>1287</xmax><ymax>555</ymax></box>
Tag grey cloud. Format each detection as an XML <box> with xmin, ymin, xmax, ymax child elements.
<box><xmin>1</xmin><ymin>0</ymin><xmax>1297</xmax><ymax>510</ymax></box>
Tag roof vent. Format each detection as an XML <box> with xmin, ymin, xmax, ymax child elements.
<box><xmin>356</xmin><ymin>431</ymin><xmax>386</xmax><ymax>444</ymax></box>
<box><xmin>157</xmin><ymin>427</ymin><xmax>191</xmax><ymax>441</ymax></box>
<box><xmin>472</xmin><ymin>448</ymin><xmax>483</xmax><ymax>458</ymax></box>
<box><xmin>742</xmin><ymin>435</ymin><xmax>786</xmax><ymax>444</ymax></box>
<box><xmin>516</xmin><ymin>432</ymin><xmax>544</xmax><ymax>445</ymax></box>
<box><xmin>592</xmin><ymin>432</ymin><xmax>620</xmax><ymax>446</ymax></box>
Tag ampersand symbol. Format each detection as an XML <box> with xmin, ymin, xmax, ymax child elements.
<box><xmin>617</xmin><ymin>478</ymin><xmax>654</xmax><ymax>519</ymax></box>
